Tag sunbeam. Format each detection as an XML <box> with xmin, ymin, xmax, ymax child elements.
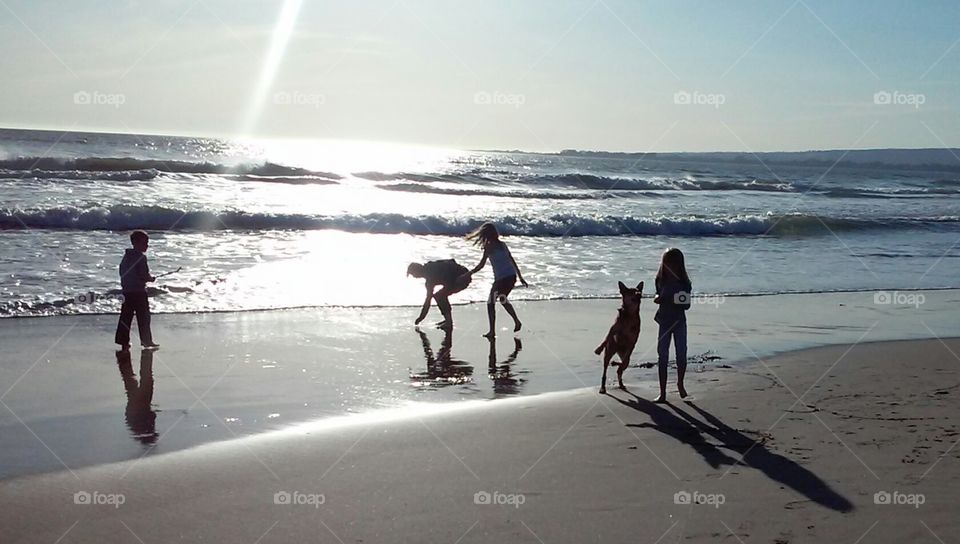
<box><xmin>237</xmin><ymin>0</ymin><xmax>304</xmax><ymax>137</ymax></box>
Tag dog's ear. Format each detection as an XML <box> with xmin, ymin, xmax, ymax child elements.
<box><xmin>636</xmin><ymin>281</ymin><xmax>644</xmax><ymax>293</ymax></box>
<box><xmin>618</xmin><ymin>281</ymin><xmax>628</xmax><ymax>295</ymax></box>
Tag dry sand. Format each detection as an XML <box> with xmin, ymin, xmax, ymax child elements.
<box><xmin>1</xmin><ymin>337</ymin><xmax>958</xmax><ymax>543</ymax></box>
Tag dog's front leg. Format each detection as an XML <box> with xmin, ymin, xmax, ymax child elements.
<box><xmin>599</xmin><ymin>350</ymin><xmax>613</xmax><ymax>394</ymax></box>
<box><xmin>616</xmin><ymin>354</ymin><xmax>630</xmax><ymax>390</ymax></box>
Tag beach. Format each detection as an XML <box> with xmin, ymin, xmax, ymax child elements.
<box><xmin>1</xmin><ymin>333</ymin><xmax>957</xmax><ymax>543</ymax></box>
<box><xmin>2</xmin><ymin>292</ymin><xmax>959</xmax><ymax>542</ymax></box>
<box><xmin>2</xmin><ymin>130</ymin><xmax>959</xmax><ymax>542</ymax></box>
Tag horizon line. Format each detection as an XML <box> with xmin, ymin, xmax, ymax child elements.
<box><xmin>1</xmin><ymin>124</ymin><xmax>958</xmax><ymax>156</ymax></box>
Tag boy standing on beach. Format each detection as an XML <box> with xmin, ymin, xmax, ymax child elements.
<box><xmin>115</xmin><ymin>230</ymin><xmax>159</xmax><ymax>351</ymax></box>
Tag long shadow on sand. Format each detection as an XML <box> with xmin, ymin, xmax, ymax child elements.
<box><xmin>609</xmin><ymin>391</ymin><xmax>853</xmax><ymax>512</ymax></box>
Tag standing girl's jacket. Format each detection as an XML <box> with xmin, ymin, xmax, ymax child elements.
<box><xmin>654</xmin><ymin>277</ymin><xmax>692</xmax><ymax>325</ymax></box>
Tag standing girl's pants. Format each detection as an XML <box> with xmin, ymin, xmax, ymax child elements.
<box><xmin>657</xmin><ymin>319</ymin><xmax>687</xmax><ymax>376</ymax></box>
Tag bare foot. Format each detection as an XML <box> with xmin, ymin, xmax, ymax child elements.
<box><xmin>513</xmin><ymin>321</ymin><xmax>522</xmax><ymax>333</ymax></box>
<box><xmin>653</xmin><ymin>394</ymin><xmax>667</xmax><ymax>403</ymax></box>
<box><xmin>678</xmin><ymin>385</ymin><xmax>688</xmax><ymax>399</ymax></box>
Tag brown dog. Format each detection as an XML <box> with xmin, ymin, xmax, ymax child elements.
<box><xmin>595</xmin><ymin>281</ymin><xmax>644</xmax><ymax>393</ymax></box>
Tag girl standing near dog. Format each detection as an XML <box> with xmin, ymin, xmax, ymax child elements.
<box><xmin>467</xmin><ymin>222</ymin><xmax>528</xmax><ymax>338</ymax></box>
<box><xmin>653</xmin><ymin>248</ymin><xmax>691</xmax><ymax>402</ymax></box>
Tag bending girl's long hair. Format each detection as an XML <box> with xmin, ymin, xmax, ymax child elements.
<box><xmin>656</xmin><ymin>247</ymin><xmax>690</xmax><ymax>285</ymax></box>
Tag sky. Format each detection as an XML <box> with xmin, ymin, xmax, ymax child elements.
<box><xmin>1</xmin><ymin>0</ymin><xmax>958</xmax><ymax>152</ymax></box>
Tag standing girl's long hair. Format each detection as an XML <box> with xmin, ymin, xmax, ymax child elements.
<box><xmin>656</xmin><ymin>247</ymin><xmax>690</xmax><ymax>285</ymax></box>
<box><xmin>466</xmin><ymin>222</ymin><xmax>501</xmax><ymax>248</ymax></box>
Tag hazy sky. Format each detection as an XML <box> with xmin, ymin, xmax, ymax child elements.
<box><xmin>1</xmin><ymin>0</ymin><xmax>958</xmax><ymax>152</ymax></box>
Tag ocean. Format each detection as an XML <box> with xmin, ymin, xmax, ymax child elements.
<box><xmin>2</xmin><ymin>127</ymin><xmax>959</xmax><ymax>317</ymax></box>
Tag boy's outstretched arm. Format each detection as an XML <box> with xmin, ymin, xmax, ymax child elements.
<box><xmin>415</xmin><ymin>285</ymin><xmax>434</xmax><ymax>325</ymax></box>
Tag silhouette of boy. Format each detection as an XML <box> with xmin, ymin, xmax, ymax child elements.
<box><xmin>408</xmin><ymin>259</ymin><xmax>472</xmax><ymax>329</ymax></box>
<box><xmin>115</xmin><ymin>230</ymin><xmax>158</xmax><ymax>351</ymax></box>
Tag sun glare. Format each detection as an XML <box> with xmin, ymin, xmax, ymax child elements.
<box><xmin>237</xmin><ymin>0</ymin><xmax>304</xmax><ymax>138</ymax></box>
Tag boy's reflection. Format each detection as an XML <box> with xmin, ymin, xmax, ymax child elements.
<box><xmin>115</xmin><ymin>350</ymin><xmax>158</xmax><ymax>445</ymax></box>
<box><xmin>413</xmin><ymin>328</ymin><xmax>474</xmax><ymax>387</ymax></box>
<box><xmin>488</xmin><ymin>337</ymin><xmax>525</xmax><ymax>396</ymax></box>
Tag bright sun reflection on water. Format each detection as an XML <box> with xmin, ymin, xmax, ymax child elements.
<box><xmin>222</xmin><ymin>231</ymin><xmax>428</xmax><ymax>308</ymax></box>
<box><xmin>242</xmin><ymin>137</ymin><xmax>474</xmax><ymax>176</ymax></box>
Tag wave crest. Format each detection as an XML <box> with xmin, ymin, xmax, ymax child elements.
<box><xmin>2</xmin><ymin>205</ymin><xmax>956</xmax><ymax>236</ymax></box>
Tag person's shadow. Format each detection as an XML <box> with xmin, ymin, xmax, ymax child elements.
<box><xmin>115</xmin><ymin>350</ymin><xmax>158</xmax><ymax>445</ymax></box>
<box><xmin>412</xmin><ymin>328</ymin><xmax>474</xmax><ymax>387</ymax></box>
<box><xmin>608</xmin><ymin>391</ymin><xmax>853</xmax><ymax>512</ymax></box>
<box><xmin>487</xmin><ymin>337</ymin><xmax>525</xmax><ymax>396</ymax></box>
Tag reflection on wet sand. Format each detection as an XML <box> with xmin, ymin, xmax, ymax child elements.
<box><xmin>412</xmin><ymin>328</ymin><xmax>474</xmax><ymax>388</ymax></box>
<box><xmin>411</xmin><ymin>328</ymin><xmax>527</xmax><ymax>396</ymax></box>
<box><xmin>488</xmin><ymin>337</ymin><xmax>526</xmax><ymax>396</ymax></box>
<box><xmin>115</xmin><ymin>350</ymin><xmax>158</xmax><ymax>445</ymax></box>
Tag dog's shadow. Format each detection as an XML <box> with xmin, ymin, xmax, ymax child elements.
<box><xmin>608</xmin><ymin>391</ymin><xmax>854</xmax><ymax>513</ymax></box>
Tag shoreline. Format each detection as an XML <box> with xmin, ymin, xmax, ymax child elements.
<box><xmin>2</xmin><ymin>336</ymin><xmax>958</xmax><ymax>542</ymax></box>
<box><xmin>4</xmin><ymin>285</ymin><xmax>959</xmax><ymax>320</ymax></box>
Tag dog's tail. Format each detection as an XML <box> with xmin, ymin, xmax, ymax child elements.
<box><xmin>594</xmin><ymin>340</ymin><xmax>606</xmax><ymax>355</ymax></box>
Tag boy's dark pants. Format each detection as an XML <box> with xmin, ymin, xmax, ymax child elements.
<box><xmin>115</xmin><ymin>292</ymin><xmax>153</xmax><ymax>346</ymax></box>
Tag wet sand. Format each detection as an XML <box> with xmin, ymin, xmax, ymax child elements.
<box><xmin>2</xmin><ymin>290</ymin><xmax>960</xmax><ymax>478</ymax></box>
<box><xmin>1</xmin><ymin>336</ymin><xmax>958</xmax><ymax>543</ymax></box>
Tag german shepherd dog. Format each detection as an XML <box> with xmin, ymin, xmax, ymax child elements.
<box><xmin>595</xmin><ymin>281</ymin><xmax>643</xmax><ymax>393</ymax></box>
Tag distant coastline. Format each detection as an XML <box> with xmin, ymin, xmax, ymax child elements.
<box><xmin>476</xmin><ymin>148</ymin><xmax>960</xmax><ymax>173</ymax></box>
